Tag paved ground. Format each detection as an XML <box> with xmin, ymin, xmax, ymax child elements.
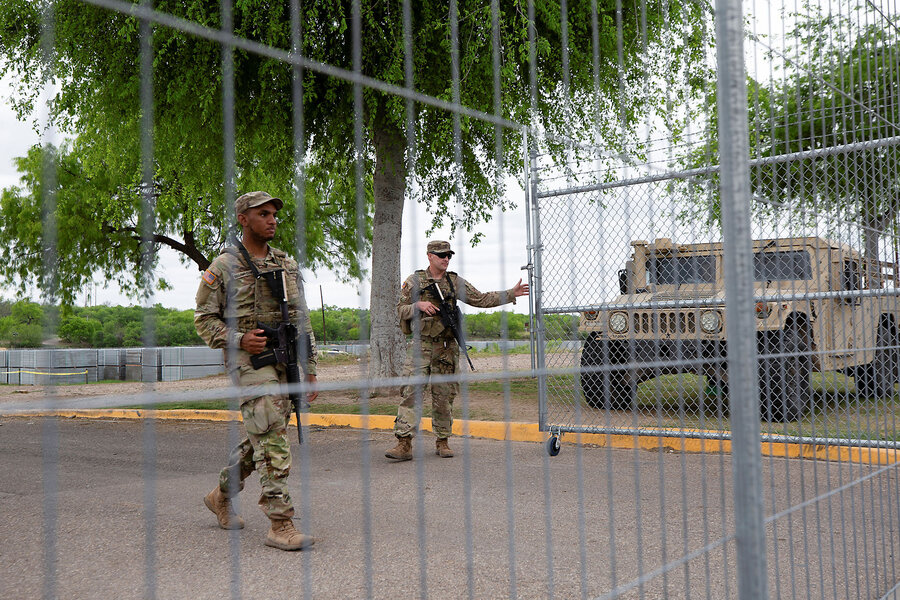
<box><xmin>2</xmin><ymin>416</ymin><xmax>898</xmax><ymax>599</ymax></box>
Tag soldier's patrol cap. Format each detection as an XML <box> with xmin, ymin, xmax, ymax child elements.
<box><xmin>235</xmin><ymin>191</ymin><xmax>284</xmax><ymax>215</ymax></box>
<box><xmin>427</xmin><ymin>240</ymin><xmax>454</xmax><ymax>255</ymax></box>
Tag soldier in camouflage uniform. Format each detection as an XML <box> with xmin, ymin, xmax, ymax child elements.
<box><xmin>386</xmin><ymin>240</ymin><xmax>529</xmax><ymax>460</ymax></box>
<box><xmin>195</xmin><ymin>191</ymin><xmax>319</xmax><ymax>551</ymax></box>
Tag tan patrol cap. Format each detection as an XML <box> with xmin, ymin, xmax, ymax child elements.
<box><xmin>427</xmin><ymin>240</ymin><xmax>454</xmax><ymax>255</ymax></box>
<box><xmin>235</xmin><ymin>191</ymin><xmax>284</xmax><ymax>215</ymax></box>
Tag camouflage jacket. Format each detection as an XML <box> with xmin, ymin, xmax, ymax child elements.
<box><xmin>194</xmin><ymin>245</ymin><xmax>318</xmax><ymax>374</ymax></box>
<box><xmin>397</xmin><ymin>269</ymin><xmax>517</xmax><ymax>338</ymax></box>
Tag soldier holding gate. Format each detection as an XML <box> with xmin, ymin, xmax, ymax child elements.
<box><xmin>386</xmin><ymin>240</ymin><xmax>529</xmax><ymax>460</ymax></box>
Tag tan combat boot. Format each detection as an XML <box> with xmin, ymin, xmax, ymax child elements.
<box><xmin>435</xmin><ymin>437</ymin><xmax>455</xmax><ymax>458</ymax></box>
<box><xmin>385</xmin><ymin>436</ymin><xmax>413</xmax><ymax>461</ymax></box>
<box><xmin>204</xmin><ymin>487</ymin><xmax>245</xmax><ymax>530</ymax></box>
<box><xmin>265</xmin><ymin>518</ymin><xmax>315</xmax><ymax>551</ymax></box>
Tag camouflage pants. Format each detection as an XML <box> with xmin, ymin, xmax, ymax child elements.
<box><xmin>394</xmin><ymin>337</ymin><xmax>459</xmax><ymax>439</ymax></box>
<box><xmin>218</xmin><ymin>363</ymin><xmax>295</xmax><ymax>520</ymax></box>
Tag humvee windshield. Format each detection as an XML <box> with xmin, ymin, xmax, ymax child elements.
<box><xmin>753</xmin><ymin>250</ymin><xmax>812</xmax><ymax>281</ymax></box>
<box><xmin>648</xmin><ymin>255</ymin><xmax>716</xmax><ymax>285</ymax></box>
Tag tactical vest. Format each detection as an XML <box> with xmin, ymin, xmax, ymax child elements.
<box><xmin>403</xmin><ymin>270</ymin><xmax>459</xmax><ymax>338</ymax></box>
<box><xmin>220</xmin><ymin>247</ymin><xmax>303</xmax><ymax>333</ymax></box>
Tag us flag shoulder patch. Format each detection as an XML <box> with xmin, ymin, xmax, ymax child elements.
<box><xmin>202</xmin><ymin>269</ymin><xmax>217</xmax><ymax>285</ymax></box>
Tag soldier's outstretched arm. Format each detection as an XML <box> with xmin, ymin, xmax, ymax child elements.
<box><xmin>457</xmin><ymin>275</ymin><xmax>526</xmax><ymax>309</ymax></box>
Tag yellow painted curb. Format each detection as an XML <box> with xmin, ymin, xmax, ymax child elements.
<box><xmin>19</xmin><ymin>408</ymin><xmax>900</xmax><ymax>467</ymax></box>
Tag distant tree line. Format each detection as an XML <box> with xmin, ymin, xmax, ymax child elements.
<box><xmin>0</xmin><ymin>300</ymin><xmax>575</xmax><ymax>349</ymax></box>
<box><xmin>0</xmin><ymin>300</ymin><xmax>204</xmax><ymax>348</ymax></box>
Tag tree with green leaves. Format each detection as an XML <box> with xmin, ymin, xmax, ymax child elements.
<box><xmin>681</xmin><ymin>8</ymin><xmax>899</xmax><ymax>280</ymax></box>
<box><xmin>57</xmin><ymin>315</ymin><xmax>100</xmax><ymax>345</ymax></box>
<box><xmin>0</xmin><ymin>0</ymin><xmax>706</xmax><ymax>377</ymax></box>
<box><xmin>0</xmin><ymin>300</ymin><xmax>44</xmax><ymax>347</ymax></box>
<box><xmin>0</xmin><ymin>0</ymin><xmax>368</xmax><ymax>303</ymax></box>
<box><xmin>752</xmin><ymin>15</ymin><xmax>899</xmax><ymax>281</ymax></box>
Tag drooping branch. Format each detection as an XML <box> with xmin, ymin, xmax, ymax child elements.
<box><xmin>102</xmin><ymin>224</ymin><xmax>211</xmax><ymax>271</ymax></box>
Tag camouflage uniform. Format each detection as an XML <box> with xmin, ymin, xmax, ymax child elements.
<box><xmin>394</xmin><ymin>269</ymin><xmax>516</xmax><ymax>439</ymax></box>
<box><xmin>195</xmin><ymin>245</ymin><xmax>317</xmax><ymax>520</ymax></box>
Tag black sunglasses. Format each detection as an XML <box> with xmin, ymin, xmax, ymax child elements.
<box><xmin>431</xmin><ymin>252</ymin><xmax>453</xmax><ymax>259</ymax></box>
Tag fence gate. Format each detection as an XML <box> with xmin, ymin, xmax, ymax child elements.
<box><xmin>527</xmin><ymin>0</ymin><xmax>900</xmax><ymax>598</ymax></box>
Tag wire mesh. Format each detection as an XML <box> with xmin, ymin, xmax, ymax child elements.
<box><xmin>533</xmin><ymin>0</ymin><xmax>900</xmax><ymax>598</ymax></box>
<box><xmin>0</xmin><ymin>0</ymin><xmax>899</xmax><ymax>599</ymax></box>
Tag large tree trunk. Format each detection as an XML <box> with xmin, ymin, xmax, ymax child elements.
<box><xmin>862</xmin><ymin>208</ymin><xmax>895</xmax><ymax>288</ymax></box>
<box><xmin>369</xmin><ymin>119</ymin><xmax>408</xmax><ymax>382</ymax></box>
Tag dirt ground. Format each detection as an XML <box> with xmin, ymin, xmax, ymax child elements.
<box><xmin>0</xmin><ymin>352</ymin><xmax>541</xmax><ymax>422</ymax></box>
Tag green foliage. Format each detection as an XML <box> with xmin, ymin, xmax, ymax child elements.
<box><xmin>0</xmin><ymin>300</ymin><xmax>44</xmax><ymax>347</ymax></box>
<box><xmin>678</xmin><ymin>8</ymin><xmax>899</xmax><ymax>264</ymax></box>
<box><xmin>58</xmin><ymin>315</ymin><xmax>101</xmax><ymax>345</ymax></box>
<box><xmin>9</xmin><ymin>300</ymin><xmax>42</xmax><ymax>325</ymax></box>
<box><xmin>2</xmin><ymin>322</ymin><xmax>43</xmax><ymax>347</ymax></box>
<box><xmin>463</xmin><ymin>311</ymin><xmax>528</xmax><ymax>340</ymax></box>
<box><xmin>748</xmin><ymin>17</ymin><xmax>899</xmax><ymax>268</ymax></box>
<box><xmin>0</xmin><ymin>0</ymin><xmax>707</xmax><ymax>305</ymax></box>
<box><xmin>310</xmin><ymin>305</ymin><xmax>538</xmax><ymax>342</ymax></box>
<box><xmin>543</xmin><ymin>313</ymin><xmax>579</xmax><ymax>337</ymax></box>
<box><xmin>0</xmin><ymin>0</ymin><xmax>372</xmax><ymax>304</ymax></box>
<box><xmin>155</xmin><ymin>309</ymin><xmax>204</xmax><ymax>347</ymax></box>
<box><xmin>310</xmin><ymin>305</ymin><xmax>371</xmax><ymax>344</ymax></box>
<box><xmin>294</xmin><ymin>0</ymin><xmax>708</xmax><ymax>234</ymax></box>
<box><xmin>0</xmin><ymin>300</ymin><xmax>204</xmax><ymax>348</ymax></box>
<box><xmin>69</xmin><ymin>304</ymin><xmax>205</xmax><ymax>347</ymax></box>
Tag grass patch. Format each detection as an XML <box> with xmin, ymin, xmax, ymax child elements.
<box><xmin>468</xmin><ymin>377</ymin><xmax>540</xmax><ymax>395</ymax></box>
<box><xmin>124</xmin><ymin>400</ymin><xmax>235</xmax><ymax>411</ymax></box>
<box><xmin>311</xmin><ymin>402</ymin><xmax>400</xmax><ymax>416</ymax></box>
<box><xmin>621</xmin><ymin>371</ymin><xmax>900</xmax><ymax>442</ymax></box>
<box><xmin>317</xmin><ymin>352</ymin><xmax>361</xmax><ymax>366</ymax></box>
<box><xmin>469</xmin><ymin>343</ymin><xmax>531</xmax><ymax>356</ymax></box>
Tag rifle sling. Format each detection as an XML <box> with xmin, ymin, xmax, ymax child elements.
<box><xmin>444</xmin><ymin>273</ymin><xmax>457</xmax><ymax>306</ymax></box>
<box><xmin>234</xmin><ymin>241</ymin><xmax>263</xmax><ymax>280</ymax></box>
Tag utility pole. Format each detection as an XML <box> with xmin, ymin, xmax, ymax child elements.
<box><xmin>319</xmin><ymin>285</ymin><xmax>327</xmax><ymax>346</ymax></box>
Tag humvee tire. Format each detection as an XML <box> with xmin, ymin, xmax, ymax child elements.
<box><xmin>854</xmin><ymin>319</ymin><xmax>899</xmax><ymax>399</ymax></box>
<box><xmin>758</xmin><ymin>322</ymin><xmax>812</xmax><ymax>422</ymax></box>
<box><xmin>580</xmin><ymin>335</ymin><xmax>636</xmax><ymax>410</ymax></box>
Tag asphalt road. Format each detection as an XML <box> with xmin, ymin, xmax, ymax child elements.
<box><xmin>0</xmin><ymin>416</ymin><xmax>896</xmax><ymax>599</ymax></box>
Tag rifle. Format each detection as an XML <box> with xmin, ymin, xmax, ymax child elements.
<box><xmin>235</xmin><ymin>243</ymin><xmax>312</xmax><ymax>444</ymax></box>
<box><xmin>426</xmin><ymin>279</ymin><xmax>475</xmax><ymax>371</ymax></box>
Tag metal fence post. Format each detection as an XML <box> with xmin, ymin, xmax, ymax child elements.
<box><xmin>716</xmin><ymin>0</ymin><xmax>768</xmax><ymax>598</ymax></box>
<box><xmin>530</xmin><ymin>147</ymin><xmax>549</xmax><ymax>432</ymax></box>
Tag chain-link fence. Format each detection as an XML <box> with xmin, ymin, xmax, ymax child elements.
<box><xmin>531</xmin><ymin>0</ymin><xmax>900</xmax><ymax>597</ymax></box>
<box><xmin>1</xmin><ymin>0</ymin><xmax>899</xmax><ymax>598</ymax></box>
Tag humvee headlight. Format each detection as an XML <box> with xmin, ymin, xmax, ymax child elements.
<box><xmin>700</xmin><ymin>310</ymin><xmax>722</xmax><ymax>333</ymax></box>
<box><xmin>609</xmin><ymin>312</ymin><xmax>628</xmax><ymax>333</ymax></box>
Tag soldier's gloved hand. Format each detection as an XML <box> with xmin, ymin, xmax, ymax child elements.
<box><xmin>416</xmin><ymin>301</ymin><xmax>440</xmax><ymax>316</ymax></box>
<box><xmin>240</xmin><ymin>329</ymin><xmax>268</xmax><ymax>354</ymax></box>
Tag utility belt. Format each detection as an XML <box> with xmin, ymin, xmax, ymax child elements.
<box><xmin>420</xmin><ymin>333</ymin><xmax>457</xmax><ymax>346</ymax></box>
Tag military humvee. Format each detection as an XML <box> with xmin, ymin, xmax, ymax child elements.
<box><xmin>579</xmin><ymin>237</ymin><xmax>900</xmax><ymax>421</ymax></box>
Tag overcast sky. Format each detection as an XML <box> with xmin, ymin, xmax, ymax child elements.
<box><xmin>0</xmin><ymin>76</ymin><xmax>531</xmax><ymax>314</ymax></box>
